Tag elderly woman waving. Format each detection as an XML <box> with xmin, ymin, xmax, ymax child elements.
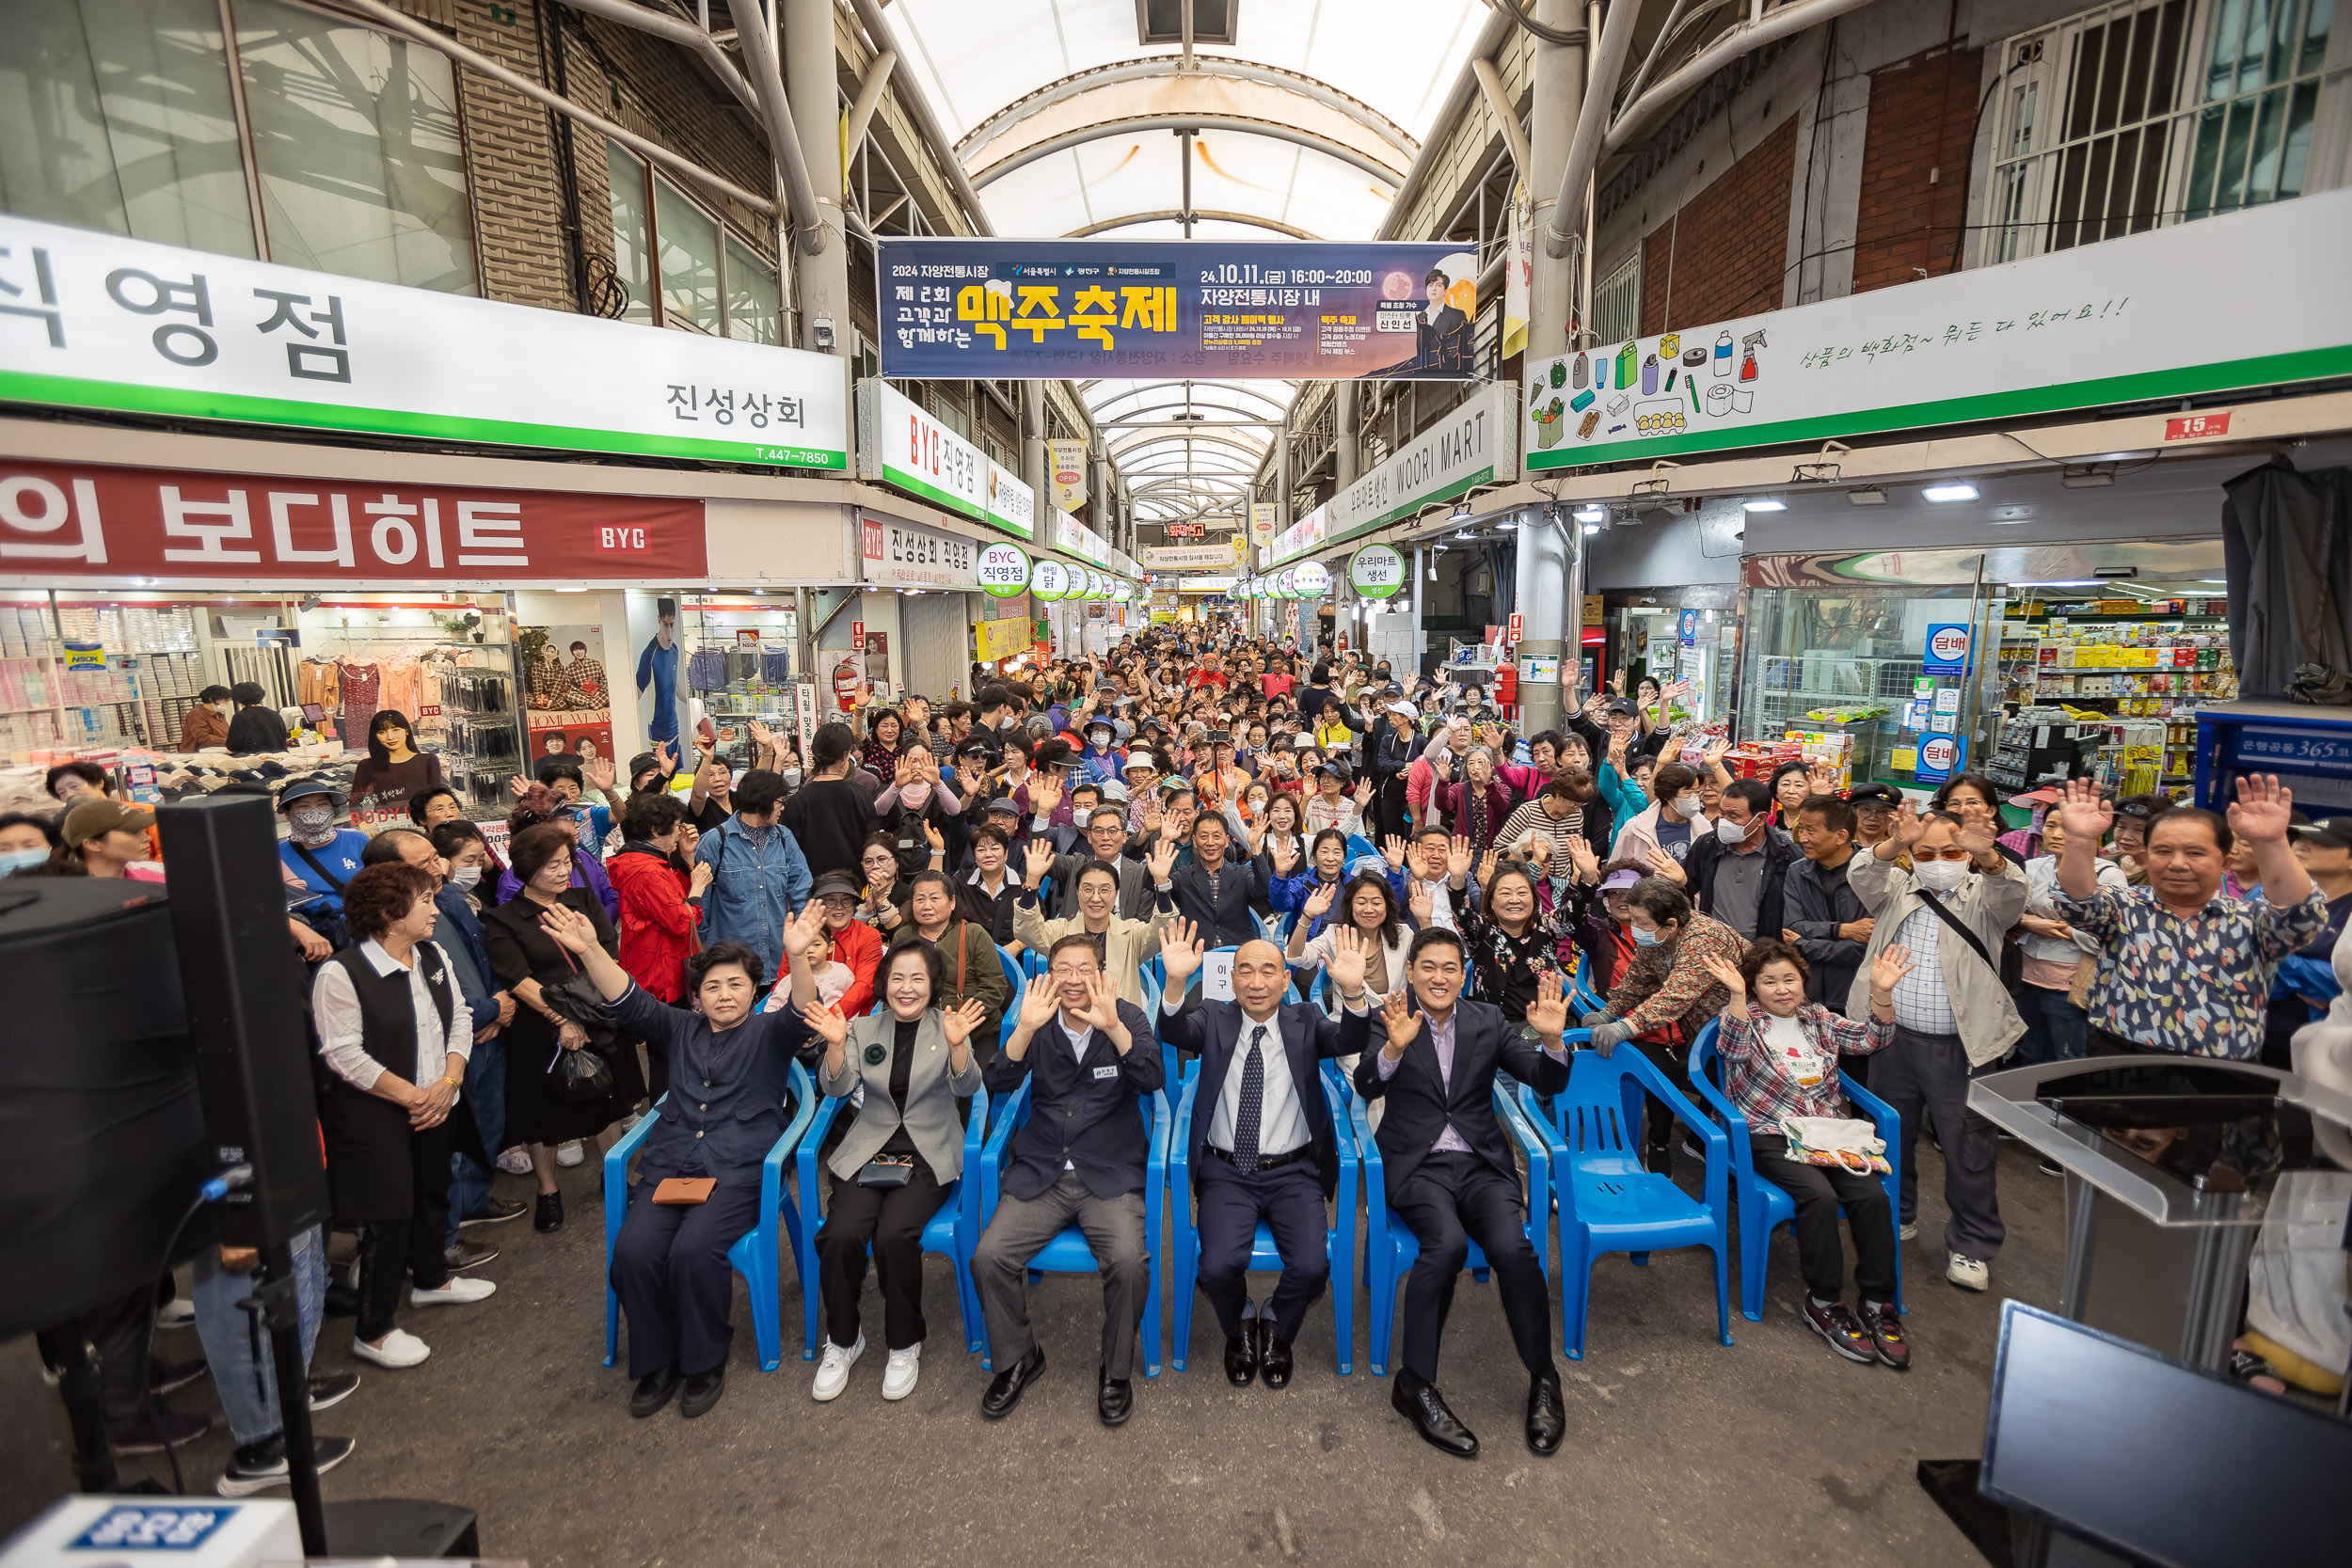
<box><xmin>796</xmin><ymin>915</ymin><xmax>987</xmax><ymax>1406</ymax></box>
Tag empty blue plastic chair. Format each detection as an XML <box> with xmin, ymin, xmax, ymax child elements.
<box><xmin>1687</xmin><ymin>1022</ymin><xmax>1906</xmax><ymax>1322</ymax></box>
<box><xmin>1168</xmin><ymin>1061</ymin><xmax>1357</xmax><ymax>1374</ymax></box>
<box><xmin>1520</xmin><ymin>1037</ymin><xmax>1733</xmax><ymax>1358</ymax></box>
<box><xmin>602</xmin><ymin>1062</ymin><xmax>818</xmax><ymax>1374</ymax></box>
<box><xmin>976</xmin><ymin>1080</ymin><xmax>1171</xmax><ymax>1377</ymax></box>
<box><xmin>1355</xmin><ymin>1078</ymin><xmax>1552</xmax><ymax>1379</ymax></box>
<box><xmin>794</xmin><ymin>1083</ymin><xmax>993</xmax><ymax>1360</ymax></box>
<box><xmin>1569</xmin><ymin>953</ymin><xmax>1606</xmax><ymax>1016</ymax></box>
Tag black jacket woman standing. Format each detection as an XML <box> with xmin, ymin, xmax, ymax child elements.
<box><xmin>314</xmin><ymin>861</ymin><xmax>499</xmax><ymax>1370</ymax></box>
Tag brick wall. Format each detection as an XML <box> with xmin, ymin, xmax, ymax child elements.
<box><xmin>1638</xmin><ymin>113</ymin><xmax>1798</xmax><ymax>335</ymax></box>
<box><xmin>447</xmin><ymin>1</ymin><xmax>569</xmax><ymax>309</ymax></box>
<box><xmin>1851</xmin><ymin>41</ymin><xmax>1986</xmax><ymax>293</ymax></box>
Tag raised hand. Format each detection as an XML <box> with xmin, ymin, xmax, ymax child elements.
<box><xmin>1956</xmin><ymin>814</ymin><xmax>2001</xmax><ymax>862</ymax></box>
<box><xmin>677</xmin><ymin>822</ymin><xmax>700</xmax><ymax>859</ymax></box>
<box><xmin>1160</xmin><ymin>917</ymin><xmax>1205</xmax><ymax>987</ymax></box>
<box><xmin>1270</xmin><ymin>837</ymin><xmax>1301</xmax><ymax>878</ymax></box>
<box><xmin>1805</xmin><ymin>758</ymin><xmax>1838</xmax><ymax>792</ymax></box>
<box><xmin>1145</xmin><ymin>838</ymin><xmax>1178</xmax><ymax>884</ymax></box>
<box><xmin>1378</xmin><ymin>989</ymin><xmax>1422</xmax><ymax>1056</ymax></box>
<box><xmin>940</xmin><ymin>998</ymin><xmax>987</xmax><ymax>1050</ymax></box>
<box><xmin>1248</xmin><ymin>821</ymin><xmax>1268</xmax><ymax>858</ymax></box>
<box><xmin>1354</xmin><ymin>779</ymin><xmax>1375</xmax><ymax>809</ymax></box>
<box><xmin>1607</xmin><ymin>732</ymin><xmax>1629</xmax><ymax>768</ymax></box>
<box><xmin>1890</xmin><ymin>799</ymin><xmax>1929</xmax><ymax>849</ymax></box>
<box><xmin>1075</xmin><ymin>969</ymin><xmax>1124</xmax><ymax>1033</ymax></box>
<box><xmin>1701</xmin><ymin>736</ymin><xmax>1732</xmax><ymax>769</ymax></box>
<box><xmin>1303</xmin><ymin>880</ymin><xmax>1337</xmax><ymax>921</ymax></box>
<box><xmin>1566</xmin><ymin>834</ymin><xmax>1600</xmax><ymax>882</ymax></box>
<box><xmin>797</xmin><ymin>999</ymin><xmax>850</xmax><ymax>1047</ymax></box>
<box><xmin>1023</xmin><ymin>837</ymin><xmax>1056</xmax><ymax>888</ymax></box>
<box><xmin>894</xmin><ymin>752</ymin><xmax>916</xmax><ymax>789</ymax></box>
<box><xmin>1869</xmin><ymin>942</ymin><xmax>1917</xmax><ymax>994</ymax></box>
<box><xmin>537</xmin><ymin>900</ymin><xmax>600</xmax><ymax>955</ymax></box>
<box><xmin>1447</xmin><ymin>833</ymin><xmax>1475</xmax><ymax>882</ymax></box>
<box><xmin>781</xmin><ymin>899</ymin><xmax>828</xmax><ymax>960</ymax></box>
<box><xmin>2228</xmin><ymin>773</ymin><xmax>2296</xmax><ymax>846</ymax></box>
<box><xmin>1327</xmin><ymin>924</ymin><xmax>1370</xmax><ymax>996</ymax></box>
<box><xmin>1526</xmin><ymin>834</ymin><xmax>1552</xmax><ymax>868</ymax></box>
<box><xmin>1141</xmin><ymin>797</ymin><xmax>1164</xmax><ymax>834</ymax></box>
<box><xmin>1029</xmin><ymin>770</ymin><xmax>1064</xmax><ymax>817</ymax></box>
<box><xmin>1382</xmin><ymin>833</ymin><xmax>1409</xmax><ymax>870</ymax></box>
<box><xmin>1645</xmin><ymin>847</ymin><xmax>1687</xmax><ymax>886</ymax></box>
<box><xmin>584</xmin><ymin>756</ymin><xmax>617</xmax><ymax>795</ymax></box>
<box><xmin>1700</xmin><ymin>953</ymin><xmax>1746</xmax><ymax>1000</ymax></box>
<box><xmin>1524</xmin><ymin>972</ymin><xmax>1569</xmax><ymax>1041</ymax></box>
<box><xmin>922</xmin><ymin>820</ymin><xmax>946</xmax><ymax>856</ymax></box>
<box><xmin>1610</xmin><ymin>667</ymin><xmax>1627</xmax><ymax>697</ymax></box>
<box><xmin>1016</xmin><ymin>976</ymin><xmax>1062</xmax><ymax>1033</ymax></box>
<box><xmin>507</xmin><ymin>774</ymin><xmax>531</xmax><ymax>800</ymax></box>
<box><xmin>1408</xmin><ymin>881</ymin><xmax>1433</xmax><ymax>925</ymax></box>
<box><xmin>1476</xmin><ymin>847</ymin><xmax>1500</xmax><ymax>888</ymax></box>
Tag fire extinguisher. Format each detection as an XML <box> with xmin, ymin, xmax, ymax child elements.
<box><xmin>1494</xmin><ymin>657</ymin><xmax>1518</xmax><ymax>721</ymax></box>
<box><xmin>832</xmin><ymin>654</ymin><xmax>863</xmax><ymax>713</ymax></box>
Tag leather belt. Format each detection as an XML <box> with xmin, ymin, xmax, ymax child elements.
<box><xmin>1206</xmin><ymin>1144</ymin><xmax>1308</xmax><ymax>1170</ymax></box>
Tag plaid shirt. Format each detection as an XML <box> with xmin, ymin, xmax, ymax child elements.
<box><xmin>2058</xmin><ymin>882</ymin><xmax>2330</xmax><ymax>1059</ymax></box>
<box><xmin>1715</xmin><ymin>1002</ymin><xmax>1896</xmax><ymax>1133</ymax></box>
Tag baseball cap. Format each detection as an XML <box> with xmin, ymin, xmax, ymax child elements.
<box><xmin>1847</xmin><ymin>782</ymin><xmax>1901</xmax><ymax>807</ymax></box>
<box><xmin>2113</xmin><ymin>797</ymin><xmax>2163</xmax><ymax>822</ymax></box>
<box><xmin>985</xmin><ymin>796</ymin><xmax>1021</xmax><ymax>816</ymax></box>
<box><xmin>1313</xmin><ymin>760</ymin><xmax>1350</xmax><ymax>782</ymax></box>
<box><xmin>1599</xmin><ymin>867</ymin><xmax>1642</xmax><ymax>891</ymax></box>
<box><xmin>1386</xmin><ymin>700</ymin><xmax>1419</xmax><ymax>720</ymax></box>
<box><xmin>810</xmin><ymin>870</ymin><xmax>862</xmax><ymax>901</ymax></box>
<box><xmin>63</xmin><ymin>799</ymin><xmax>155</xmax><ymax>846</ymax></box>
<box><xmin>2292</xmin><ymin>816</ymin><xmax>2352</xmax><ymax>850</ymax></box>
<box><xmin>1605</xmin><ymin>698</ymin><xmax>1640</xmax><ymax>718</ymax></box>
<box><xmin>1097</xmin><ymin>779</ymin><xmax>1130</xmax><ymax>803</ymax></box>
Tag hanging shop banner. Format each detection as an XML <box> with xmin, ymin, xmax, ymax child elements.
<box><xmin>877</xmin><ymin>238</ymin><xmax>1482</xmax><ymax>380</ymax></box>
<box><xmin>1263</xmin><ymin>382</ymin><xmax>1519</xmax><ymax>566</ymax></box>
<box><xmin>1348</xmin><ymin>544</ymin><xmax>1406</xmax><ymax>598</ymax></box>
<box><xmin>0</xmin><ymin>213</ymin><xmax>846</xmax><ymax>469</ymax></box>
<box><xmin>1249</xmin><ymin>502</ymin><xmax>1278</xmax><ymax>546</ymax></box>
<box><xmin>1521</xmin><ymin>187</ymin><xmax>2352</xmax><ymax>471</ymax></box>
<box><xmin>855</xmin><ymin>380</ymin><xmax>1035</xmax><ymax>537</ymax></box>
<box><xmin>974</xmin><ymin>615</ymin><xmax>1029</xmax><ymax>662</ymax></box>
<box><xmin>976</xmin><ymin>540</ymin><xmax>1031</xmax><ymax>596</ymax></box>
<box><xmin>1140</xmin><ymin>542</ymin><xmax>1239</xmax><ymax>571</ymax></box>
<box><xmin>1030</xmin><ymin>560</ymin><xmax>1071</xmax><ymax>600</ymax></box>
<box><xmin>1055</xmin><ymin>510</ymin><xmax>1113</xmax><ymax>566</ymax></box>
<box><xmin>860</xmin><ymin>513</ymin><xmax>979</xmax><ymax>590</ymax></box>
<box><xmin>1047</xmin><ymin>438</ymin><xmax>1089</xmax><ymax>511</ymax></box>
<box><xmin>0</xmin><ymin>457</ymin><xmax>707</xmax><ymax>583</ymax></box>
<box><xmin>1502</xmin><ymin>180</ymin><xmax>1532</xmax><ymax>363</ymax></box>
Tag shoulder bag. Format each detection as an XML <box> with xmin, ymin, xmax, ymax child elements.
<box><xmin>1916</xmin><ymin>889</ymin><xmax>1998</xmax><ymax>974</ymax></box>
<box><xmin>541</xmin><ymin>939</ymin><xmax>620</xmax><ymax>1100</ymax></box>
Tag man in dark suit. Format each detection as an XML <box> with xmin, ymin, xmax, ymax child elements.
<box><xmin>1157</xmin><ymin>924</ymin><xmax>1372</xmax><ymax>1388</ymax></box>
<box><xmin>974</xmin><ymin>934</ymin><xmax>1166</xmax><ymax>1427</ymax></box>
<box><xmin>1164</xmin><ymin>810</ymin><xmax>1264</xmax><ymax>947</ymax></box>
<box><xmin>1356</xmin><ymin>927</ymin><xmax>1574</xmax><ymax>1459</ymax></box>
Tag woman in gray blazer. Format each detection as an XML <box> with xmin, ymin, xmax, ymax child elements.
<box><xmin>795</xmin><ymin>938</ymin><xmax>987</xmax><ymax>1403</ymax></box>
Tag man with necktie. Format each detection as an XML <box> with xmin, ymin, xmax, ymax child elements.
<box><xmin>1156</xmin><ymin>922</ymin><xmax>1372</xmax><ymax>1388</ymax></box>
<box><xmin>1356</xmin><ymin>927</ymin><xmax>1575</xmax><ymax>1459</ymax></box>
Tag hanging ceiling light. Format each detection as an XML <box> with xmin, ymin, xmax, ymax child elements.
<box><xmin>1450</xmin><ymin>497</ymin><xmax>1473</xmax><ymax>522</ymax></box>
<box><xmin>1922</xmin><ymin>482</ymin><xmax>1979</xmax><ymax>502</ymax></box>
<box><xmin>1573</xmin><ymin>504</ymin><xmax>1607</xmax><ymax>523</ymax></box>
<box><xmin>1741</xmin><ymin>498</ymin><xmax>1787</xmax><ymax>512</ymax></box>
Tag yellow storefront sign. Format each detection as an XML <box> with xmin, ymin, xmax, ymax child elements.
<box><xmin>974</xmin><ymin>616</ymin><xmax>1029</xmax><ymax>662</ymax></box>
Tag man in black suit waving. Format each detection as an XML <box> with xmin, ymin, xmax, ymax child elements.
<box><xmin>1157</xmin><ymin>921</ymin><xmax>1373</xmax><ymax>1390</ymax></box>
<box><xmin>1356</xmin><ymin>927</ymin><xmax>1574</xmax><ymax>1459</ymax></box>
<box><xmin>974</xmin><ymin>935</ymin><xmax>1164</xmax><ymax>1428</ymax></box>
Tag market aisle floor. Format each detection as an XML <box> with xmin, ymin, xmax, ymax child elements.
<box><xmin>2</xmin><ymin>1138</ymin><xmax>2064</xmax><ymax>1565</ymax></box>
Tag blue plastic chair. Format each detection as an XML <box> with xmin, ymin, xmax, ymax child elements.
<box><xmin>1355</xmin><ymin>1076</ymin><xmax>1553</xmax><ymax>1379</ymax></box>
<box><xmin>993</xmin><ymin>943</ymin><xmax>1026</xmax><ymax>1053</ymax></box>
<box><xmin>1519</xmin><ymin>1037</ymin><xmax>1733</xmax><ymax>1359</ymax></box>
<box><xmin>976</xmin><ymin>1079</ymin><xmax>1171</xmax><ymax>1377</ymax></box>
<box><xmin>602</xmin><ymin>1062</ymin><xmax>819</xmax><ymax>1374</ymax></box>
<box><xmin>1569</xmin><ymin>952</ymin><xmax>1606</xmax><ymax>1016</ymax></box>
<box><xmin>1688</xmin><ymin>1022</ymin><xmax>1906</xmax><ymax>1322</ymax></box>
<box><xmin>793</xmin><ymin>1081</ymin><xmax>993</xmax><ymax>1360</ymax></box>
<box><xmin>1168</xmin><ymin>1062</ymin><xmax>1358</xmax><ymax>1374</ymax></box>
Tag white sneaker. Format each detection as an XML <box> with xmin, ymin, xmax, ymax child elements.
<box><xmin>555</xmin><ymin>1141</ymin><xmax>585</xmax><ymax>1168</ymax></box>
<box><xmin>812</xmin><ymin>1335</ymin><xmax>865</xmax><ymax>1402</ymax></box>
<box><xmin>882</xmin><ymin>1343</ymin><xmax>921</xmax><ymax>1402</ymax></box>
<box><xmin>496</xmin><ymin>1147</ymin><xmax>532</xmax><ymax>1176</ymax></box>
<box><xmin>156</xmin><ymin>1296</ymin><xmax>197</xmax><ymax>1330</ymax></box>
<box><xmin>1947</xmin><ymin>1252</ymin><xmax>1990</xmax><ymax>1291</ymax></box>
<box><xmin>1899</xmin><ymin>1222</ymin><xmax>1918</xmax><ymax>1242</ymax></box>
<box><xmin>410</xmin><ymin>1275</ymin><xmax>498</xmax><ymax>1307</ymax></box>
<box><xmin>350</xmin><ymin>1328</ymin><xmax>430</xmax><ymax>1369</ymax></box>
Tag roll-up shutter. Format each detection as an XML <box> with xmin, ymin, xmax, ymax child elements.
<box><xmin>899</xmin><ymin>591</ymin><xmax>973</xmax><ymax>702</ymax></box>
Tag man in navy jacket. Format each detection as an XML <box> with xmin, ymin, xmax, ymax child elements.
<box><xmin>975</xmin><ymin>934</ymin><xmax>1165</xmax><ymax>1427</ymax></box>
<box><xmin>1357</xmin><ymin>927</ymin><xmax>1575</xmax><ymax>1461</ymax></box>
<box><xmin>1158</xmin><ymin>925</ymin><xmax>1371</xmax><ymax>1388</ymax></box>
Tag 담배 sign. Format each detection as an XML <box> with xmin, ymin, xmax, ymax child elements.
<box><xmin>1916</xmin><ymin>734</ymin><xmax>1963</xmax><ymax>784</ymax></box>
<box><xmin>878</xmin><ymin>239</ymin><xmax>1482</xmax><ymax>381</ymax></box>
<box><xmin>1923</xmin><ymin>624</ymin><xmax>1973</xmax><ymax>675</ymax></box>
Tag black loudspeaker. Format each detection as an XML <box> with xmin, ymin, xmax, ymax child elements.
<box><xmin>155</xmin><ymin>793</ymin><xmax>329</xmax><ymax>1250</ymax></box>
<box><xmin>0</xmin><ymin>879</ymin><xmax>210</xmax><ymax>1338</ymax></box>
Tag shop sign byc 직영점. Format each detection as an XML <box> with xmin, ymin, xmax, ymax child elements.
<box><xmin>0</xmin><ymin>212</ymin><xmax>848</xmax><ymax>469</ymax></box>
<box><xmin>1520</xmin><ymin>188</ymin><xmax>2352</xmax><ymax>470</ymax></box>
<box><xmin>854</xmin><ymin>380</ymin><xmax>1035</xmax><ymax>539</ymax></box>
<box><xmin>0</xmin><ymin>458</ymin><xmax>708</xmax><ymax>583</ymax></box>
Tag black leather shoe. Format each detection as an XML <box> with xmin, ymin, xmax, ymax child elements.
<box><xmin>678</xmin><ymin>1365</ymin><xmax>725</xmax><ymax>1418</ymax></box>
<box><xmin>1097</xmin><ymin>1365</ymin><xmax>1134</xmax><ymax>1427</ymax></box>
<box><xmin>1391</xmin><ymin>1372</ymin><xmax>1477</xmax><ymax>1458</ymax></box>
<box><xmin>1223</xmin><ymin>1330</ymin><xmax>1258</xmax><ymax>1387</ymax></box>
<box><xmin>978</xmin><ymin>1345</ymin><xmax>1045</xmax><ymax>1419</ymax></box>
<box><xmin>1258</xmin><ymin>1323</ymin><xmax>1294</xmax><ymax>1390</ymax></box>
<box><xmin>629</xmin><ymin>1365</ymin><xmax>681</xmax><ymax>1418</ymax></box>
<box><xmin>533</xmin><ymin>1191</ymin><xmax>564</xmax><ymax>1234</ymax></box>
<box><xmin>1526</xmin><ymin>1369</ymin><xmax>1566</xmax><ymax>1456</ymax></box>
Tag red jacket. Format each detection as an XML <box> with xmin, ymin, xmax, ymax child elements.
<box><xmin>772</xmin><ymin>918</ymin><xmax>884</xmax><ymax>1021</ymax></box>
<box><xmin>608</xmin><ymin>846</ymin><xmax>702</xmax><ymax>1003</ymax></box>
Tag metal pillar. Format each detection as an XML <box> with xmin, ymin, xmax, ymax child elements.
<box><xmin>1411</xmin><ymin>544</ymin><xmax>1426</xmax><ymax>682</ymax></box>
<box><xmin>1526</xmin><ymin>0</ymin><xmax>1586</xmax><ymax>364</ymax></box>
<box><xmin>1514</xmin><ymin>506</ymin><xmax>1570</xmax><ymax>732</ymax></box>
<box><xmin>1023</xmin><ymin>386</ymin><xmax>1048</xmax><ymax>525</ymax></box>
<box><xmin>1335</xmin><ymin>383</ymin><xmax>1359</xmax><ymax>487</ymax></box>
<box><xmin>785</xmin><ymin>0</ymin><xmax>852</xmax><ymax>464</ymax></box>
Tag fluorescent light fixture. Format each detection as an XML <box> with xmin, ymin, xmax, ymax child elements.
<box><xmin>1922</xmin><ymin>483</ymin><xmax>1979</xmax><ymax>502</ymax></box>
<box><xmin>2198</xmin><ymin>578</ymin><xmax>2228</xmax><ymax>585</ymax></box>
<box><xmin>1741</xmin><ymin>498</ymin><xmax>1786</xmax><ymax>512</ymax></box>
<box><xmin>1573</xmin><ymin>504</ymin><xmax>1607</xmax><ymax>523</ymax></box>
<box><xmin>2013</xmin><ymin>579</ymin><xmax>2101</xmax><ymax>587</ymax></box>
<box><xmin>1496</xmin><ymin>517</ymin><xmax>1518</xmax><ymax>531</ymax></box>
<box><xmin>1581</xmin><ymin>522</ymin><xmax>1601</xmax><ymax>535</ymax></box>
<box><xmin>1846</xmin><ymin>487</ymin><xmax>1887</xmax><ymax>506</ymax></box>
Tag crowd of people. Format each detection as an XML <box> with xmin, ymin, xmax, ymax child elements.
<box><xmin>20</xmin><ymin>616</ymin><xmax>2347</xmax><ymax>1481</ymax></box>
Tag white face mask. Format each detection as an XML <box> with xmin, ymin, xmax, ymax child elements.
<box><xmin>1674</xmin><ymin>792</ymin><xmax>1703</xmax><ymax>818</ymax></box>
<box><xmin>1915</xmin><ymin>858</ymin><xmax>1968</xmax><ymax>894</ymax></box>
<box><xmin>1715</xmin><ymin>816</ymin><xmax>1750</xmax><ymax>844</ymax></box>
<box><xmin>451</xmin><ymin>863</ymin><xmax>483</xmax><ymax>890</ymax></box>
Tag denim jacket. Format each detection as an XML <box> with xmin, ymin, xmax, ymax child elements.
<box><xmin>692</xmin><ymin>815</ymin><xmax>813</xmax><ymax>980</ymax></box>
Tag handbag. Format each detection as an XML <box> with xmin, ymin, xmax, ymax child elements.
<box><xmin>1778</xmin><ymin>1115</ymin><xmax>1890</xmax><ymax>1174</ymax></box>
<box><xmin>854</xmin><ymin>1154</ymin><xmax>915</xmax><ymax>1189</ymax></box>
<box><xmin>541</xmin><ymin>941</ymin><xmax>620</xmax><ymax>1101</ymax></box>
